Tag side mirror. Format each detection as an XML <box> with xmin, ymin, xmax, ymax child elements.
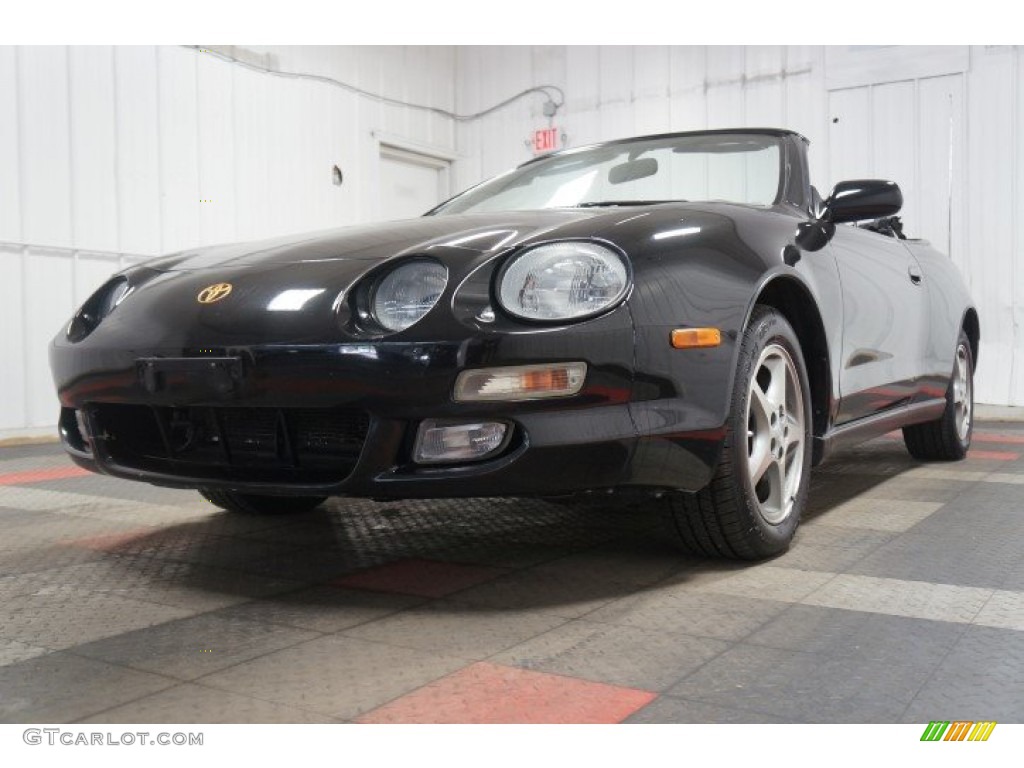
<box><xmin>796</xmin><ymin>179</ymin><xmax>903</xmax><ymax>252</ymax></box>
<box><xmin>822</xmin><ymin>179</ymin><xmax>903</xmax><ymax>224</ymax></box>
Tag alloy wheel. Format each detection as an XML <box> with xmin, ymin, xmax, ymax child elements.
<box><xmin>953</xmin><ymin>343</ymin><xmax>972</xmax><ymax>441</ymax></box>
<box><xmin>745</xmin><ymin>343</ymin><xmax>806</xmax><ymax>525</ymax></box>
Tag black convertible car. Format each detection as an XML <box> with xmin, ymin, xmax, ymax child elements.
<box><xmin>50</xmin><ymin>128</ymin><xmax>978</xmax><ymax>560</ymax></box>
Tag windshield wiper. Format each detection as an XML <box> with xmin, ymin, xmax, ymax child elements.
<box><xmin>574</xmin><ymin>200</ymin><xmax>684</xmax><ymax>208</ymax></box>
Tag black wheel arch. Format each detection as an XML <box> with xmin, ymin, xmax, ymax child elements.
<box><xmin>742</xmin><ymin>273</ymin><xmax>834</xmax><ymax>465</ymax></box>
<box><xmin>962</xmin><ymin>307</ymin><xmax>980</xmax><ymax>366</ymax></box>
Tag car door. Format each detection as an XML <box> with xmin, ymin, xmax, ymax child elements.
<box><xmin>828</xmin><ymin>224</ymin><xmax>927</xmax><ymax>425</ymax></box>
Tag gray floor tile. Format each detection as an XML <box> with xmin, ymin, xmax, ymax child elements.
<box><xmin>808</xmin><ymin>498</ymin><xmax>944</xmax><ymax>532</ymax></box>
<box><xmin>624</xmin><ymin>695</ymin><xmax>789</xmax><ymax>723</ymax></box>
<box><xmin>587</xmin><ymin>588</ymin><xmax>791</xmax><ymax>641</ymax></box>
<box><xmin>1</xmin><ymin>590</ymin><xmax>194</xmax><ymax>649</ymax></box>
<box><xmin>342</xmin><ymin>600</ymin><xmax>568</xmax><ymax>660</ymax></box>
<box><xmin>79</xmin><ymin>682</ymin><xmax>338</xmax><ymax>723</ymax></box>
<box><xmin>0</xmin><ymin>652</ymin><xmax>173</xmax><ymax>723</ymax></box>
<box><xmin>71</xmin><ymin>613</ymin><xmax>320</xmax><ymax>681</ymax></box>
<box><xmin>525</xmin><ymin>542</ymin><xmax>693</xmax><ymax>588</ymax></box>
<box><xmin>666</xmin><ymin>644</ymin><xmax>916</xmax><ymax>722</ymax></box>
<box><xmin>31</xmin><ymin>474</ymin><xmax>202</xmax><ymax>506</ymax></box>
<box><xmin>450</xmin><ymin>568</ymin><xmax>641</xmax><ymax>619</ymax></box>
<box><xmin>198</xmin><ymin>634</ymin><xmax>467</xmax><ymax>720</ymax></box>
<box><xmin>0</xmin><ymin>637</ymin><xmax>51</xmax><ymax>667</ymax></box>
<box><xmin>903</xmin><ymin>625</ymin><xmax>1024</xmax><ymax>721</ymax></box>
<box><xmin>848</xmin><ymin>531</ymin><xmax>1022</xmax><ymax>589</ymax></box>
<box><xmin>745</xmin><ymin>603</ymin><xmax>967</xmax><ymax>657</ymax></box>
<box><xmin>801</xmin><ymin>573</ymin><xmax>992</xmax><ymax>624</ymax></box>
<box><xmin>493</xmin><ymin>619</ymin><xmax>728</xmax><ymax>691</ymax></box>
<box><xmin>214</xmin><ymin>585</ymin><xmax>424</xmax><ymax>633</ymax></box>
<box><xmin>0</xmin><ymin>557</ymin><xmax>304</xmax><ymax>611</ymax></box>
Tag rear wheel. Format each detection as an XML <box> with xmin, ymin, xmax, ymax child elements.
<box><xmin>665</xmin><ymin>305</ymin><xmax>812</xmax><ymax>560</ymax></box>
<box><xmin>902</xmin><ymin>329</ymin><xmax>974</xmax><ymax>461</ymax></box>
<box><xmin>199</xmin><ymin>489</ymin><xmax>327</xmax><ymax>515</ymax></box>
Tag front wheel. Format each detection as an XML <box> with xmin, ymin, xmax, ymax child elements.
<box><xmin>665</xmin><ymin>305</ymin><xmax>813</xmax><ymax>560</ymax></box>
<box><xmin>902</xmin><ymin>330</ymin><xmax>974</xmax><ymax>461</ymax></box>
<box><xmin>199</xmin><ymin>489</ymin><xmax>328</xmax><ymax>515</ymax></box>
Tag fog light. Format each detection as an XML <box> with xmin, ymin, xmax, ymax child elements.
<box><xmin>454</xmin><ymin>362</ymin><xmax>586</xmax><ymax>402</ymax></box>
<box><xmin>414</xmin><ymin>420</ymin><xmax>509</xmax><ymax>464</ymax></box>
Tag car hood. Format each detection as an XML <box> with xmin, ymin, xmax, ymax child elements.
<box><xmin>146</xmin><ymin>209</ymin><xmax>636</xmax><ymax>272</ymax></box>
<box><xmin>70</xmin><ymin>203</ymin><xmax>793</xmax><ymax>348</ymax></box>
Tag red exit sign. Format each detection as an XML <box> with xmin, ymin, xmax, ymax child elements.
<box><xmin>532</xmin><ymin>127</ymin><xmax>559</xmax><ymax>154</ymax></box>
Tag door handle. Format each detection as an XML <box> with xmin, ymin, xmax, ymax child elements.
<box><xmin>908</xmin><ymin>265</ymin><xmax>923</xmax><ymax>285</ymax></box>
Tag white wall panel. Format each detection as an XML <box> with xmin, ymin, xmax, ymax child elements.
<box><xmin>0</xmin><ymin>245</ymin><xmax>26</xmax><ymax>431</ymax></box>
<box><xmin>74</xmin><ymin>254</ymin><xmax>120</xmax><ymax>305</ymax></box>
<box><xmin>69</xmin><ymin>46</ymin><xmax>119</xmax><ymax>252</ymax></box>
<box><xmin>827</xmin><ymin>87</ymin><xmax>871</xmax><ymax>189</ymax></box>
<box><xmin>745</xmin><ymin>46</ymin><xmax>784</xmax><ymax>78</ymax></box>
<box><xmin>871</xmin><ymin>80</ymin><xmax>918</xmax><ymax>233</ymax></box>
<box><xmin>1013</xmin><ymin>54</ymin><xmax>1024</xmax><ymax>406</ymax></box>
<box><xmin>157</xmin><ymin>46</ymin><xmax>201</xmax><ymax>253</ymax></box>
<box><xmin>966</xmin><ymin>49</ymin><xmax>1016</xmax><ymax>405</ymax></box>
<box><xmin>707</xmin><ymin>83</ymin><xmax>744</xmax><ymax>130</ymax></box>
<box><xmin>231</xmin><ymin>61</ymin><xmax>271</xmax><ymax>242</ymax></box>
<box><xmin>744</xmin><ymin>79</ymin><xmax>783</xmax><ymax>129</ymax></box>
<box><xmin>918</xmin><ymin>75</ymin><xmax>965</xmax><ymax>267</ymax></box>
<box><xmin>114</xmin><ymin>46</ymin><xmax>162</xmax><ymax>255</ymax></box>
<box><xmin>24</xmin><ymin>248</ymin><xmax>74</xmax><ymax>428</ymax></box>
<box><xmin>706</xmin><ymin>46</ymin><xmax>745</xmax><ymax>84</ymax></box>
<box><xmin>197</xmin><ymin>52</ymin><xmax>237</xmax><ymax>246</ymax></box>
<box><xmin>633</xmin><ymin>46</ymin><xmax>670</xmax><ymax>135</ymax></box>
<box><xmin>668</xmin><ymin>46</ymin><xmax>707</xmax><ymax>131</ymax></box>
<box><xmin>17</xmin><ymin>46</ymin><xmax>73</xmax><ymax>248</ymax></box>
<box><xmin>598</xmin><ymin>46</ymin><xmax>634</xmax><ymax>140</ymax></box>
<box><xmin>0</xmin><ymin>47</ymin><xmax>21</xmax><ymax>242</ymax></box>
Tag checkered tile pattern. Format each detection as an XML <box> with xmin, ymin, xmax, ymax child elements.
<box><xmin>1</xmin><ymin>424</ymin><xmax>1024</xmax><ymax>724</ymax></box>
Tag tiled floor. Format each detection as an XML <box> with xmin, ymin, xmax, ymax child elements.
<box><xmin>1</xmin><ymin>423</ymin><xmax>1022</xmax><ymax>724</ymax></box>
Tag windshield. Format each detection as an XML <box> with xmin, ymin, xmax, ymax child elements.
<box><xmin>434</xmin><ymin>133</ymin><xmax>784</xmax><ymax>215</ymax></box>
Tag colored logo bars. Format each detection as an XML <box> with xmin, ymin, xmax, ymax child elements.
<box><xmin>921</xmin><ymin>721</ymin><xmax>997</xmax><ymax>741</ymax></box>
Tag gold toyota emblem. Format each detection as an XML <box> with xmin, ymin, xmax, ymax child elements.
<box><xmin>197</xmin><ymin>283</ymin><xmax>233</xmax><ymax>304</ymax></box>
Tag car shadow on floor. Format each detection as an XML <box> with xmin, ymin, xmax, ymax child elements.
<box><xmin>69</xmin><ymin>438</ymin><xmax>931</xmax><ymax>612</ymax></box>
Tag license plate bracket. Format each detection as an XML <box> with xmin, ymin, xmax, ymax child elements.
<box><xmin>136</xmin><ymin>357</ymin><xmax>243</xmax><ymax>399</ymax></box>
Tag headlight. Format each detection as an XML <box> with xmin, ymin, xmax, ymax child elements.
<box><xmin>497</xmin><ymin>241</ymin><xmax>629</xmax><ymax>322</ymax></box>
<box><xmin>371</xmin><ymin>259</ymin><xmax>448</xmax><ymax>332</ymax></box>
<box><xmin>66</xmin><ymin>276</ymin><xmax>130</xmax><ymax>342</ymax></box>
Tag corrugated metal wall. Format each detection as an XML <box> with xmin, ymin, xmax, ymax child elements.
<box><xmin>0</xmin><ymin>45</ymin><xmax>456</xmax><ymax>437</ymax></box>
<box><xmin>455</xmin><ymin>45</ymin><xmax>1024</xmax><ymax>408</ymax></box>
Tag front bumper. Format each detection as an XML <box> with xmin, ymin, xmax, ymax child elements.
<box><xmin>51</xmin><ymin>324</ymin><xmax>725</xmax><ymax>498</ymax></box>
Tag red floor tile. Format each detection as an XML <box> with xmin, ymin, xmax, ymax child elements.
<box><xmin>62</xmin><ymin>529</ymin><xmax>156</xmax><ymax>552</ymax></box>
<box><xmin>331</xmin><ymin>558</ymin><xmax>506</xmax><ymax>598</ymax></box>
<box><xmin>0</xmin><ymin>465</ymin><xmax>90</xmax><ymax>486</ymax></box>
<box><xmin>967</xmin><ymin>449</ymin><xmax>1020</xmax><ymax>461</ymax></box>
<box><xmin>357</xmin><ymin>662</ymin><xmax>657</xmax><ymax>724</ymax></box>
<box><xmin>973</xmin><ymin>432</ymin><xmax>1024</xmax><ymax>445</ymax></box>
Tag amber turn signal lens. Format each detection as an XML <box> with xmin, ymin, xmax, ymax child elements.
<box><xmin>454</xmin><ymin>363</ymin><xmax>587</xmax><ymax>402</ymax></box>
<box><xmin>670</xmin><ymin>327</ymin><xmax>722</xmax><ymax>349</ymax></box>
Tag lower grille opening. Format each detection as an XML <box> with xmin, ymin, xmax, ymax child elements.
<box><xmin>91</xmin><ymin>404</ymin><xmax>370</xmax><ymax>484</ymax></box>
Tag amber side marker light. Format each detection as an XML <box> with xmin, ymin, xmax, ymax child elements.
<box><xmin>670</xmin><ymin>327</ymin><xmax>722</xmax><ymax>349</ymax></box>
<box><xmin>454</xmin><ymin>362</ymin><xmax>587</xmax><ymax>402</ymax></box>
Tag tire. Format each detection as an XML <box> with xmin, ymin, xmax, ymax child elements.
<box><xmin>199</xmin><ymin>489</ymin><xmax>327</xmax><ymax>515</ymax></box>
<box><xmin>665</xmin><ymin>305</ymin><xmax>813</xmax><ymax>560</ymax></box>
<box><xmin>902</xmin><ymin>329</ymin><xmax>974</xmax><ymax>461</ymax></box>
